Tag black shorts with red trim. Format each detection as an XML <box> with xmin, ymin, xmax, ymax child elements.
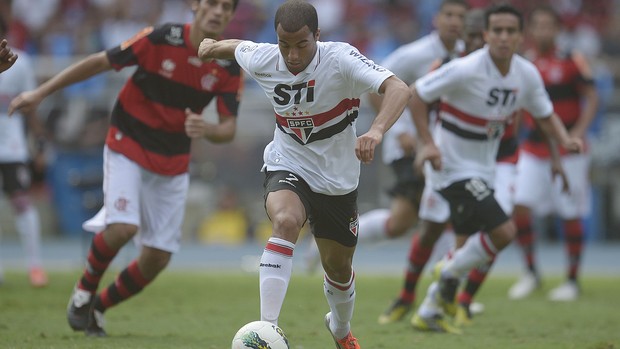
<box><xmin>263</xmin><ymin>170</ymin><xmax>359</xmax><ymax>247</ymax></box>
<box><xmin>438</xmin><ymin>178</ymin><xmax>509</xmax><ymax>236</ymax></box>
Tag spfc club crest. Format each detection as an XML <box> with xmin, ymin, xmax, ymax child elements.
<box><xmin>349</xmin><ymin>215</ymin><xmax>359</xmax><ymax>237</ymax></box>
<box><xmin>287</xmin><ymin>118</ymin><xmax>314</xmax><ymax>143</ymax></box>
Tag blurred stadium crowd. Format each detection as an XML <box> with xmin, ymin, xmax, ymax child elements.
<box><xmin>0</xmin><ymin>0</ymin><xmax>619</xmax><ymax>243</ymax></box>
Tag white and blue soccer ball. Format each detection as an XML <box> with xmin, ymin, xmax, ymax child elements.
<box><xmin>231</xmin><ymin>321</ymin><xmax>289</xmax><ymax>349</ymax></box>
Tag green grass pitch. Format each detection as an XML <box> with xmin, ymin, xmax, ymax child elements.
<box><xmin>0</xmin><ymin>271</ymin><xmax>618</xmax><ymax>348</ymax></box>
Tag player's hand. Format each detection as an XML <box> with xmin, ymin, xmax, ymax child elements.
<box><xmin>198</xmin><ymin>38</ymin><xmax>217</xmax><ymax>61</ymax></box>
<box><xmin>562</xmin><ymin>137</ymin><xmax>583</xmax><ymax>154</ymax></box>
<box><xmin>356</xmin><ymin>129</ymin><xmax>382</xmax><ymax>164</ymax></box>
<box><xmin>397</xmin><ymin>133</ymin><xmax>416</xmax><ymax>157</ymax></box>
<box><xmin>0</xmin><ymin>39</ymin><xmax>18</xmax><ymax>73</ymax></box>
<box><xmin>550</xmin><ymin>157</ymin><xmax>570</xmax><ymax>193</ymax></box>
<box><xmin>184</xmin><ymin>108</ymin><xmax>208</xmax><ymax>138</ymax></box>
<box><xmin>414</xmin><ymin>142</ymin><xmax>441</xmax><ymax>173</ymax></box>
<box><xmin>8</xmin><ymin>90</ymin><xmax>43</xmax><ymax>117</ymax></box>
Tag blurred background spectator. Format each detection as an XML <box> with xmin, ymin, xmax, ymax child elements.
<box><xmin>0</xmin><ymin>0</ymin><xmax>618</xmax><ymax>244</ymax></box>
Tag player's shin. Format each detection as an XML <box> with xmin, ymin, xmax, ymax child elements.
<box><xmin>259</xmin><ymin>238</ymin><xmax>294</xmax><ymax>325</ymax></box>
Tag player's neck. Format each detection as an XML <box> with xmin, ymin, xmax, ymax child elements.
<box><xmin>490</xmin><ymin>56</ymin><xmax>512</xmax><ymax>76</ymax></box>
<box><xmin>440</xmin><ymin>37</ymin><xmax>457</xmax><ymax>53</ymax></box>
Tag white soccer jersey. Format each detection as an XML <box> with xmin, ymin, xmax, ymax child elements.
<box><xmin>235</xmin><ymin>40</ymin><xmax>394</xmax><ymax>195</ymax></box>
<box><xmin>415</xmin><ymin>46</ymin><xmax>553</xmax><ymax>190</ymax></box>
<box><xmin>0</xmin><ymin>49</ymin><xmax>36</xmax><ymax>163</ymax></box>
<box><xmin>381</xmin><ymin>32</ymin><xmax>464</xmax><ymax>164</ymax></box>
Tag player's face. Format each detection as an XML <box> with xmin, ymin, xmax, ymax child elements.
<box><xmin>193</xmin><ymin>0</ymin><xmax>236</xmax><ymax>38</ymax></box>
<box><xmin>484</xmin><ymin>13</ymin><xmax>522</xmax><ymax>61</ymax></box>
<box><xmin>276</xmin><ymin>24</ymin><xmax>319</xmax><ymax>75</ymax></box>
<box><xmin>529</xmin><ymin>11</ymin><xmax>558</xmax><ymax>50</ymax></box>
<box><xmin>435</xmin><ymin>4</ymin><xmax>467</xmax><ymax>43</ymax></box>
<box><xmin>464</xmin><ymin>28</ymin><xmax>484</xmax><ymax>54</ymax></box>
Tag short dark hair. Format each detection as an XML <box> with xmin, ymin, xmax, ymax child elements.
<box><xmin>274</xmin><ymin>0</ymin><xmax>318</xmax><ymax>35</ymax></box>
<box><xmin>196</xmin><ymin>0</ymin><xmax>239</xmax><ymax>11</ymax></box>
<box><xmin>439</xmin><ymin>0</ymin><xmax>469</xmax><ymax>11</ymax></box>
<box><xmin>484</xmin><ymin>4</ymin><xmax>524</xmax><ymax>31</ymax></box>
<box><xmin>529</xmin><ymin>5</ymin><xmax>561</xmax><ymax>25</ymax></box>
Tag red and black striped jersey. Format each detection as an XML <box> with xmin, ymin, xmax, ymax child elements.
<box><xmin>105</xmin><ymin>23</ymin><xmax>242</xmax><ymax>175</ymax></box>
<box><xmin>521</xmin><ymin>47</ymin><xmax>593</xmax><ymax>157</ymax></box>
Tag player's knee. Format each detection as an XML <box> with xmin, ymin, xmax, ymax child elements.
<box><xmin>490</xmin><ymin>220</ymin><xmax>517</xmax><ymax>249</ymax></box>
<box><xmin>270</xmin><ymin>212</ymin><xmax>303</xmax><ymax>238</ymax></box>
<box><xmin>106</xmin><ymin>223</ymin><xmax>139</xmax><ymax>242</ymax></box>
<box><xmin>321</xmin><ymin>254</ymin><xmax>353</xmax><ymax>282</ymax></box>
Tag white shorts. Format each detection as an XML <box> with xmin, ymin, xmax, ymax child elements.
<box><xmin>82</xmin><ymin>147</ymin><xmax>189</xmax><ymax>253</ymax></box>
<box><xmin>514</xmin><ymin>151</ymin><xmax>591</xmax><ymax>219</ymax></box>
<box><xmin>418</xmin><ymin>185</ymin><xmax>451</xmax><ymax>223</ymax></box>
<box><xmin>494</xmin><ymin>162</ymin><xmax>516</xmax><ymax>216</ymax></box>
<box><xmin>418</xmin><ymin>162</ymin><xmax>516</xmax><ymax>223</ymax></box>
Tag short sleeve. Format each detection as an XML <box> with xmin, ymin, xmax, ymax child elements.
<box><xmin>338</xmin><ymin>45</ymin><xmax>394</xmax><ymax>95</ymax></box>
<box><xmin>234</xmin><ymin>41</ymin><xmax>262</xmax><ymax>74</ymax></box>
<box><xmin>522</xmin><ymin>66</ymin><xmax>553</xmax><ymax>118</ymax></box>
<box><xmin>414</xmin><ymin>61</ymin><xmax>462</xmax><ymax>103</ymax></box>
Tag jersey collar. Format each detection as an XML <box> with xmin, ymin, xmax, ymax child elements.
<box><xmin>276</xmin><ymin>42</ymin><xmax>321</xmax><ymax>75</ymax></box>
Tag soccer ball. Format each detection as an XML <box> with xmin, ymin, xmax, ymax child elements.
<box><xmin>231</xmin><ymin>321</ymin><xmax>289</xmax><ymax>349</ymax></box>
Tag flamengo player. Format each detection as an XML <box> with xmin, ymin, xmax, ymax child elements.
<box><xmin>508</xmin><ymin>5</ymin><xmax>598</xmax><ymax>302</ymax></box>
<box><xmin>197</xmin><ymin>1</ymin><xmax>411</xmax><ymax>348</ymax></box>
<box><xmin>409</xmin><ymin>4</ymin><xmax>582</xmax><ymax>333</ymax></box>
<box><xmin>9</xmin><ymin>0</ymin><xmax>242</xmax><ymax>337</ymax></box>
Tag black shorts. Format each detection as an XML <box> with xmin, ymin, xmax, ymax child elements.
<box><xmin>264</xmin><ymin>171</ymin><xmax>359</xmax><ymax>247</ymax></box>
<box><xmin>387</xmin><ymin>156</ymin><xmax>424</xmax><ymax>207</ymax></box>
<box><xmin>0</xmin><ymin>162</ymin><xmax>31</xmax><ymax>194</ymax></box>
<box><xmin>438</xmin><ymin>178</ymin><xmax>509</xmax><ymax>236</ymax></box>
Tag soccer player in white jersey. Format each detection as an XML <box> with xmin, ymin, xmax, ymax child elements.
<box><xmin>369</xmin><ymin>0</ymin><xmax>468</xmax><ymax>324</ymax></box>
<box><xmin>0</xmin><ymin>39</ymin><xmax>18</xmax><ymax>73</ymax></box>
<box><xmin>197</xmin><ymin>1</ymin><xmax>411</xmax><ymax>347</ymax></box>
<box><xmin>409</xmin><ymin>4</ymin><xmax>583</xmax><ymax>333</ymax></box>
<box><xmin>0</xmin><ymin>19</ymin><xmax>48</xmax><ymax>287</ymax></box>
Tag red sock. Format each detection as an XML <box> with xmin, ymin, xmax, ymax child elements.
<box><xmin>78</xmin><ymin>232</ymin><xmax>119</xmax><ymax>293</ymax></box>
<box><xmin>95</xmin><ymin>260</ymin><xmax>152</xmax><ymax>312</ymax></box>
<box><xmin>563</xmin><ymin>219</ymin><xmax>584</xmax><ymax>281</ymax></box>
<box><xmin>399</xmin><ymin>234</ymin><xmax>433</xmax><ymax>304</ymax></box>
<box><xmin>514</xmin><ymin>213</ymin><xmax>537</xmax><ymax>274</ymax></box>
<box><xmin>458</xmin><ymin>257</ymin><xmax>495</xmax><ymax>305</ymax></box>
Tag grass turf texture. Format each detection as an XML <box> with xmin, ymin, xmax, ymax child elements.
<box><xmin>0</xmin><ymin>271</ymin><xmax>618</xmax><ymax>349</ymax></box>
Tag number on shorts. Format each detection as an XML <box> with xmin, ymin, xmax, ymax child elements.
<box><xmin>465</xmin><ymin>178</ymin><xmax>491</xmax><ymax>201</ymax></box>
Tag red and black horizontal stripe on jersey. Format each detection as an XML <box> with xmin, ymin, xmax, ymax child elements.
<box><xmin>275</xmin><ymin>98</ymin><xmax>360</xmax><ymax>145</ymax></box>
<box><xmin>439</xmin><ymin>103</ymin><xmax>490</xmax><ymax>140</ymax></box>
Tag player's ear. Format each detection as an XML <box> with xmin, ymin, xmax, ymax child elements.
<box><xmin>315</xmin><ymin>28</ymin><xmax>321</xmax><ymax>41</ymax></box>
<box><xmin>191</xmin><ymin>0</ymin><xmax>200</xmax><ymax>13</ymax></box>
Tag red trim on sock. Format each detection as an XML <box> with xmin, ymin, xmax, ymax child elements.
<box><xmin>265</xmin><ymin>241</ymin><xmax>294</xmax><ymax>257</ymax></box>
<box><xmin>324</xmin><ymin>272</ymin><xmax>355</xmax><ymax>291</ymax></box>
<box><xmin>479</xmin><ymin>234</ymin><xmax>496</xmax><ymax>258</ymax></box>
<box><xmin>127</xmin><ymin>260</ymin><xmax>150</xmax><ymax>287</ymax></box>
<box><xmin>457</xmin><ymin>292</ymin><xmax>472</xmax><ymax>305</ymax></box>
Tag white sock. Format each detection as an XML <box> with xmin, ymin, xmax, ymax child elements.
<box><xmin>259</xmin><ymin>237</ymin><xmax>294</xmax><ymax>325</ymax></box>
<box><xmin>358</xmin><ymin>209</ymin><xmax>390</xmax><ymax>243</ymax></box>
<box><xmin>417</xmin><ymin>281</ymin><xmax>441</xmax><ymax>318</ymax></box>
<box><xmin>442</xmin><ymin>232</ymin><xmax>497</xmax><ymax>279</ymax></box>
<box><xmin>324</xmin><ymin>272</ymin><xmax>356</xmax><ymax>340</ymax></box>
<box><xmin>15</xmin><ymin>206</ymin><xmax>42</xmax><ymax>269</ymax></box>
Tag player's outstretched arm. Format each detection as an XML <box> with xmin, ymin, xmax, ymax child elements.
<box><xmin>534</xmin><ymin>113</ymin><xmax>583</xmax><ymax>154</ymax></box>
<box><xmin>356</xmin><ymin>75</ymin><xmax>410</xmax><ymax>164</ymax></box>
<box><xmin>9</xmin><ymin>51</ymin><xmax>111</xmax><ymax>116</ymax></box>
<box><xmin>409</xmin><ymin>85</ymin><xmax>441</xmax><ymax>171</ymax></box>
<box><xmin>198</xmin><ymin>39</ymin><xmax>244</xmax><ymax>61</ymax></box>
<box><xmin>0</xmin><ymin>39</ymin><xmax>18</xmax><ymax>73</ymax></box>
